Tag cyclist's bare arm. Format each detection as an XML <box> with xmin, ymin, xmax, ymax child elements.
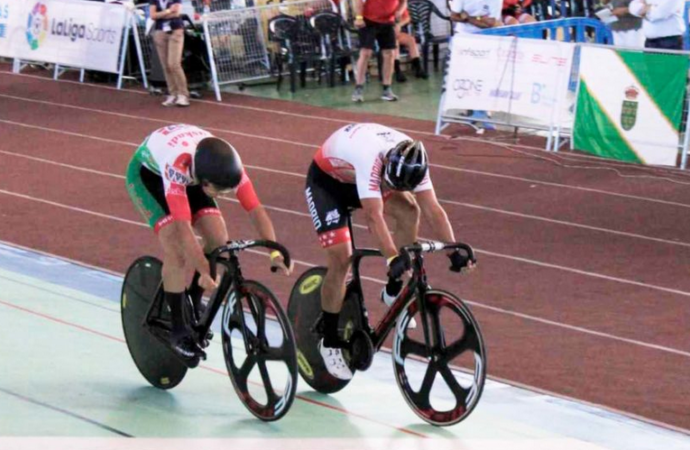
<box><xmin>167</xmin><ymin>220</ymin><xmax>217</xmax><ymax>289</ymax></box>
<box><xmin>416</xmin><ymin>190</ymin><xmax>456</xmax><ymax>242</ymax></box>
<box><xmin>249</xmin><ymin>206</ymin><xmax>292</xmax><ymax>275</ymax></box>
<box><xmin>361</xmin><ymin>198</ymin><xmax>398</xmax><ymax>259</ymax></box>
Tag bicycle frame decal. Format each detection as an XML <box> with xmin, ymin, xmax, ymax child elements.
<box><xmin>297</xmin><ymin>351</ymin><xmax>315</xmax><ymax>380</ymax></box>
<box><xmin>299</xmin><ymin>274</ymin><xmax>322</xmax><ymax>295</ymax></box>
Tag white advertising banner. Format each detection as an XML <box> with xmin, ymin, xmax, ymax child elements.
<box><xmin>442</xmin><ymin>34</ymin><xmax>575</xmax><ymax>126</ymax></box>
<box><xmin>0</xmin><ymin>0</ymin><xmax>20</xmax><ymax>58</ymax></box>
<box><xmin>0</xmin><ymin>0</ymin><xmax>128</xmax><ymax>73</ymax></box>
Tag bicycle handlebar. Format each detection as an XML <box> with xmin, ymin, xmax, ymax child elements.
<box><xmin>208</xmin><ymin>240</ymin><xmax>291</xmax><ymax>279</ymax></box>
<box><xmin>351</xmin><ymin>241</ymin><xmax>477</xmax><ymax>264</ymax></box>
<box><xmin>402</xmin><ymin>241</ymin><xmax>477</xmax><ymax>264</ymax></box>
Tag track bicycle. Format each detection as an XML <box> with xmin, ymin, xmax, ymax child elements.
<box><xmin>287</xmin><ymin>232</ymin><xmax>487</xmax><ymax>426</ymax></box>
<box><xmin>121</xmin><ymin>240</ymin><xmax>298</xmax><ymax>421</ymax></box>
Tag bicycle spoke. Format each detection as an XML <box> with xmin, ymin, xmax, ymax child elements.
<box><xmin>263</xmin><ymin>346</ymin><xmax>287</xmax><ymax>361</ymax></box>
<box><xmin>443</xmin><ymin>330</ymin><xmax>478</xmax><ymax>362</ymax></box>
<box><xmin>257</xmin><ymin>358</ymin><xmax>276</xmax><ymax>401</ymax></box>
<box><xmin>401</xmin><ymin>337</ymin><xmax>430</xmax><ymax>359</ymax></box>
<box><xmin>418</xmin><ymin>362</ymin><xmax>437</xmax><ymax>400</ymax></box>
<box><xmin>239</xmin><ymin>354</ymin><xmax>257</xmax><ymax>380</ymax></box>
<box><xmin>438</xmin><ymin>364</ymin><xmax>469</xmax><ymax>405</ymax></box>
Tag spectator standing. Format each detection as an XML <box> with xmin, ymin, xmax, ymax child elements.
<box><xmin>450</xmin><ymin>0</ymin><xmax>502</xmax><ymax>34</ymax></box>
<box><xmin>629</xmin><ymin>0</ymin><xmax>686</xmax><ymax>49</ymax></box>
<box><xmin>351</xmin><ymin>0</ymin><xmax>408</xmax><ymax>102</ymax></box>
<box><xmin>150</xmin><ymin>0</ymin><xmax>191</xmax><ymax>107</ymax></box>
<box><xmin>602</xmin><ymin>0</ymin><xmax>644</xmax><ymax>47</ymax></box>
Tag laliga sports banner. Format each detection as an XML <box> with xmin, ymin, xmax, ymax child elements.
<box><xmin>441</xmin><ymin>34</ymin><xmax>574</xmax><ymax>125</ymax></box>
<box><xmin>0</xmin><ymin>0</ymin><xmax>128</xmax><ymax>73</ymax></box>
<box><xmin>573</xmin><ymin>47</ymin><xmax>687</xmax><ymax>166</ymax></box>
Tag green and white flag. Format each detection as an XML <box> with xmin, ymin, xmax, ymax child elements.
<box><xmin>573</xmin><ymin>47</ymin><xmax>688</xmax><ymax>166</ymax></box>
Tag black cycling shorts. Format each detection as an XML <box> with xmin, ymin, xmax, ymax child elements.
<box><xmin>358</xmin><ymin>20</ymin><xmax>397</xmax><ymax>50</ymax></box>
<box><xmin>128</xmin><ymin>160</ymin><xmax>219</xmax><ymax>232</ymax></box>
<box><xmin>304</xmin><ymin>162</ymin><xmax>361</xmax><ymax>247</ymax></box>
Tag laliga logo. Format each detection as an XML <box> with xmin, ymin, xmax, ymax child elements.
<box><xmin>26</xmin><ymin>3</ymin><xmax>48</xmax><ymax>50</ymax></box>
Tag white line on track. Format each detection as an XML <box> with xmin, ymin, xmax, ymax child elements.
<box><xmin>1</xmin><ymin>93</ymin><xmax>689</xmax><ymax>209</ymax></box>
<box><xmin>5</xmin><ymin>68</ymin><xmax>690</xmax><ymax>183</ymax></box>
<box><xmin>2</xmin><ymin>120</ymin><xmax>690</xmax><ymax>248</ymax></box>
<box><xmin>0</xmin><ymin>186</ymin><xmax>689</xmax><ymax>358</ymax></box>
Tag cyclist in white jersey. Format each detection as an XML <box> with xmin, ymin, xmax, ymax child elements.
<box><xmin>304</xmin><ymin>123</ymin><xmax>474</xmax><ymax>380</ymax></box>
<box><xmin>126</xmin><ymin>124</ymin><xmax>292</xmax><ymax>362</ymax></box>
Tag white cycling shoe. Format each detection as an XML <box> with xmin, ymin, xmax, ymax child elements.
<box><xmin>381</xmin><ymin>288</ymin><xmax>417</xmax><ymax>329</ymax></box>
<box><xmin>318</xmin><ymin>339</ymin><xmax>353</xmax><ymax>380</ymax></box>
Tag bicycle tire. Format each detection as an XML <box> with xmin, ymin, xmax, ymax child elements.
<box><xmin>121</xmin><ymin>256</ymin><xmax>187</xmax><ymax>390</ymax></box>
<box><xmin>392</xmin><ymin>289</ymin><xmax>486</xmax><ymax>426</ymax></box>
<box><xmin>221</xmin><ymin>280</ymin><xmax>298</xmax><ymax>421</ymax></box>
<box><xmin>286</xmin><ymin>267</ymin><xmax>363</xmax><ymax>394</ymax></box>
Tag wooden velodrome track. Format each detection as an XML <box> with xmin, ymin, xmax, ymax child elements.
<box><xmin>0</xmin><ymin>65</ymin><xmax>688</xmax><ymax>434</ymax></box>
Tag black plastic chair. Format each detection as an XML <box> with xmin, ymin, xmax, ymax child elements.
<box><xmin>268</xmin><ymin>14</ymin><xmax>321</xmax><ymax>92</ymax></box>
<box><xmin>308</xmin><ymin>11</ymin><xmax>357</xmax><ymax>87</ymax></box>
<box><xmin>407</xmin><ymin>0</ymin><xmax>452</xmax><ymax>73</ymax></box>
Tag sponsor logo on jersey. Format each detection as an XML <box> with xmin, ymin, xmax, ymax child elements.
<box><xmin>368</xmin><ymin>156</ymin><xmax>383</xmax><ymax>192</ymax></box>
<box><xmin>325</xmin><ymin>209</ymin><xmax>340</xmax><ymax>226</ymax></box>
<box><xmin>305</xmin><ymin>187</ymin><xmax>322</xmax><ymax>230</ymax></box>
<box><xmin>165</xmin><ymin>163</ymin><xmax>191</xmax><ymax>185</ymax></box>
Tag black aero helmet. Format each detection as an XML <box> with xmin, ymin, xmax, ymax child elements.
<box><xmin>194</xmin><ymin>137</ymin><xmax>243</xmax><ymax>189</ymax></box>
<box><xmin>383</xmin><ymin>140</ymin><xmax>428</xmax><ymax>191</ymax></box>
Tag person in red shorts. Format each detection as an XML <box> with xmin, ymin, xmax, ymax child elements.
<box><xmin>352</xmin><ymin>0</ymin><xmax>408</xmax><ymax>102</ymax></box>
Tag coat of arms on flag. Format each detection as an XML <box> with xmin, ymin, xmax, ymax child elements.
<box><xmin>621</xmin><ymin>85</ymin><xmax>639</xmax><ymax>131</ymax></box>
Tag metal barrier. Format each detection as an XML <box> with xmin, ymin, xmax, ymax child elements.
<box><xmin>203</xmin><ymin>0</ymin><xmax>337</xmax><ymax>100</ymax></box>
<box><xmin>478</xmin><ymin>17</ymin><xmax>613</xmax><ymax>44</ymax></box>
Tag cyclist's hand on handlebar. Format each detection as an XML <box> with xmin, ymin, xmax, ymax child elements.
<box><xmin>387</xmin><ymin>253</ymin><xmax>411</xmax><ymax>279</ymax></box>
<box><xmin>270</xmin><ymin>251</ymin><xmax>293</xmax><ymax>276</ymax></box>
<box><xmin>448</xmin><ymin>249</ymin><xmax>475</xmax><ymax>274</ymax></box>
<box><xmin>199</xmin><ymin>273</ymin><xmax>220</xmax><ymax>290</ymax></box>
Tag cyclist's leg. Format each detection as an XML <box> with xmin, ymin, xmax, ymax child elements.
<box><xmin>305</xmin><ymin>162</ymin><xmax>359</xmax><ymax>379</ymax></box>
<box><xmin>126</xmin><ymin>158</ymin><xmax>201</xmax><ymax>358</ymax></box>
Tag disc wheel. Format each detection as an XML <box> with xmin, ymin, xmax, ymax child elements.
<box><xmin>392</xmin><ymin>289</ymin><xmax>486</xmax><ymax>426</ymax></box>
<box><xmin>121</xmin><ymin>256</ymin><xmax>187</xmax><ymax>389</ymax></box>
<box><xmin>221</xmin><ymin>280</ymin><xmax>298</xmax><ymax>421</ymax></box>
<box><xmin>286</xmin><ymin>267</ymin><xmax>363</xmax><ymax>394</ymax></box>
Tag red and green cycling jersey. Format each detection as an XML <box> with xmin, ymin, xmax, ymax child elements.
<box><xmin>132</xmin><ymin>124</ymin><xmax>260</xmax><ymax>222</ymax></box>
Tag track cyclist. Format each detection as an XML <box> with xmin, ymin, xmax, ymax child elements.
<box><xmin>126</xmin><ymin>124</ymin><xmax>292</xmax><ymax>363</ymax></box>
<box><xmin>304</xmin><ymin>123</ymin><xmax>475</xmax><ymax>380</ymax></box>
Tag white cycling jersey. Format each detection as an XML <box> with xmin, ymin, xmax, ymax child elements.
<box><xmin>313</xmin><ymin>123</ymin><xmax>433</xmax><ymax>199</ymax></box>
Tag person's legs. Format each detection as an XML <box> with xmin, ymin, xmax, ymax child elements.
<box><xmin>378</xmin><ymin>24</ymin><xmax>399</xmax><ymax>100</ymax></box>
<box><xmin>305</xmin><ymin>163</ymin><xmax>357</xmax><ymax>379</ymax></box>
<box><xmin>152</xmin><ymin>31</ymin><xmax>176</xmax><ymax>105</ymax></box>
<box><xmin>353</xmin><ymin>23</ymin><xmax>376</xmax><ymax>102</ymax></box>
<box><xmin>167</xmin><ymin>30</ymin><xmax>190</xmax><ymax>102</ymax></box>
<box><xmin>398</xmin><ymin>31</ymin><xmax>427</xmax><ymax>79</ymax></box>
<box><xmin>394</xmin><ymin>25</ymin><xmax>407</xmax><ymax>83</ymax></box>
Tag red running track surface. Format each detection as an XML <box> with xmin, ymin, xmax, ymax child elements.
<box><xmin>0</xmin><ymin>68</ymin><xmax>689</xmax><ymax>433</ymax></box>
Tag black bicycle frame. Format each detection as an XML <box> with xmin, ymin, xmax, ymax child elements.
<box><xmin>143</xmin><ymin>240</ymin><xmax>291</xmax><ymax>346</ymax></box>
<box><xmin>346</xmin><ymin>248</ymin><xmax>435</xmax><ymax>354</ymax></box>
